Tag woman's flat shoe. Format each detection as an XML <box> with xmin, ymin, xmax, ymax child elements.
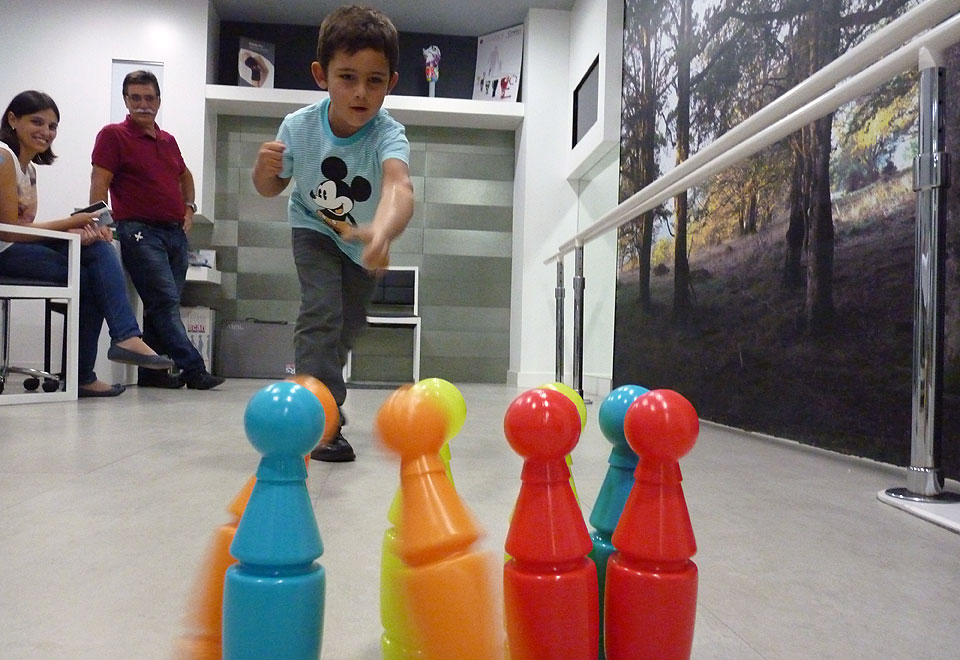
<box><xmin>79</xmin><ymin>383</ymin><xmax>126</xmax><ymax>398</ymax></box>
<box><xmin>107</xmin><ymin>345</ymin><xmax>176</xmax><ymax>370</ymax></box>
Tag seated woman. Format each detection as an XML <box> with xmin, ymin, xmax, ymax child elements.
<box><xmin>0</xmin><ymin>90</ymin><xmax>174</xmax><ymax>397</ymax></box>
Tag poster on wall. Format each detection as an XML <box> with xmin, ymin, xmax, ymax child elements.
<box><xmin>238</xmin><ymin>37</ymin><xmax>275</xmax><ymax>89</ymax></box>
<box><xmin>472</xmin><ymin>25</ymin><xmax>523</xmax><ymax>101</ymax></box>
<box><xmin>612</xmin><ymin>0</ymin><xmax>959</xmax><ymax>480</ymax></box>
<box><xmin>111</xmin><ymin>59</ymin><xmax>163</xmax><ymax>125</ymax></box>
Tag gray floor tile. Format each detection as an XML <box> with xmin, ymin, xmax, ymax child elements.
<box><xmin>0</xmin><ymin>381</ymin><xmax>957</xmax><ymax>659</ymax></box>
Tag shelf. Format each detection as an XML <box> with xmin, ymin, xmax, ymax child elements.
<box><xmin>205</xmin><ymin>84</ymin><xmax>524</xmax><ymax>130</ymax></box>
<box><xmin>186</xmin><ymin>266</ymin><xmax>222</xmax><ymax>284</ymax></box>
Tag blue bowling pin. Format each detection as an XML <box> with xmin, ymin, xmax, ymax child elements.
<box><xmin>223</xmin><ymin>382</ymin><xmax>326</xmax><ymax>660</ymax></box>
<box><xmin>590</xmin><ymin>384</ymin><xmax>647</xmax><ymax>660</ymax></box>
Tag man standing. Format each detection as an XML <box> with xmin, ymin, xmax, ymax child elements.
<box><xmin>90</xmin><ymin>70</ymin><xmax>223</xmax><ymax>390</ymax></box>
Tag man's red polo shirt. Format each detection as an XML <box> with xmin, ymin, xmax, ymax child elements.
<box><xmin>91</xmin><ymin>115</ymin><xmax>187</xmax><ymax>223</ymax></box>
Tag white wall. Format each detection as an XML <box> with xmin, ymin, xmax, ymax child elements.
<box><xmin>567</xmin><ymin>0</ymin><xmax>623</xmax><ymax>181</ymax></box>
<box><xmin>574</xmin><ymin>149</ymin><xmax>619</xmax><ymax>397</ymax></box>
<box><xmin>510</xmin><ymin>9</ymin><xmax>578</xmax><ymax>388</ymax></box>
<box><xmin>0</xmin><ymin>0</ymin><xmax>211</xmax><ymax>215</ymax></box>
<box><xmin>1</xmin><ymin>0</ymin><xmax>213</xmax><ymax>369</ymax></box>
<box><xmin>510</xmin><ymin>0</ymin><xmax>620</xmax><ymax>395</ymax></box>
<box><xmin>566</xmin><ymin>0</ymin><xmax>621</xmax><ymax>397</ymax></box>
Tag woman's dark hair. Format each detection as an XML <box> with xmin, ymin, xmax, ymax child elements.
<box><xmin>1</xmin><ymin>90</ymin><xmax>60</xmax><ymax>166</ymax></box>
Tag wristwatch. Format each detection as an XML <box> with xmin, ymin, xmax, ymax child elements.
<box><xmin>185</xmin><ymin>201</ymin><xmax>198</xmax><ymax>213</ymax></box>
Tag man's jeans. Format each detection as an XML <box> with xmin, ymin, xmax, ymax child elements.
<box><xmin>115</xmin><ymin>221</ymin><xmax>205</xmax><ymax>378</ymax></box>
<box><xmin>0</xmin><ymin>239</ymin><xmax>140</xmax><ymax>385</ymax></box>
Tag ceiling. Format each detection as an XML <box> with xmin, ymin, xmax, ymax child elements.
<box><xmin>211</xmin><ymin>0</ymin><xmax>576</xmax><ymax>37</ymax></box>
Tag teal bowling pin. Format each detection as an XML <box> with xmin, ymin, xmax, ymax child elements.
<box><xmin>223</xmin><ymin>382</ymin><xmax>327</xmax><ymax>660</ymax></box>
<box><xmin>590</xmin><ymin>384</ymin><xmax>646</xmax><ymax>660</ymax></box>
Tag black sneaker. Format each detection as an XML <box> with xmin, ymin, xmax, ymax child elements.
<box><xmin>137</xmin><ymin>370</ymin><xmax>184</xmax><ymax>389</ymax></box>
<box><xmin>310</xmin><ymin>432</ymin><xmax>355</xmax><ymax>462</ymax></box>
<box><xmin>184</xmin><ymin>371</ymin><xmax>226</xmax><ymax>390</ymax></box>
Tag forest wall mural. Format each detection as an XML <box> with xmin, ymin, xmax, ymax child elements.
<box><xmin>612</xmin><ymin>0</ymin><xmax>960</xmax><ymax>480</ymax></box>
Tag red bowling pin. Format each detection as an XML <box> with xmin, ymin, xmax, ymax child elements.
<box><xmin>604</xmin><ymin>389</ymin><xmax>699</xmax><ymax>660</ymax></box>
<box><xmin>503</xmin><ymin>388</ymin><xmax>599</xmax><ymax>660</ymax></box>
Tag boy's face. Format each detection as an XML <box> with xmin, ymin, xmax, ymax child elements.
<box><xmin>312</xmin><ymin>48</ymin><xmax>398</xmax><ymax>138</ymax></box>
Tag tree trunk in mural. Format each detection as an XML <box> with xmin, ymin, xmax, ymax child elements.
<box><xmin>782</xmin><ymin>6</ymin><xmax>813</xmax><ymax>291</ymax></box>
<box><xmin>805</xmin><ymin>0</ymin><xmax>841</xmax><ymax>333</ymax></box>
<box><xmin>673</xmin><ymin>0</ymin><xmax>692</xmax><ymax>319</ymax></box>
<box><xmin>807</xmin><ymin>116</ymin><xmax>836</xmax><ymax>332</ymax></box>
<box><xmin>637</xmin><ymin>19</ymin><xmax>658</xmax><ymax>314</ymax></box>
<box><xmin>784</xmin><ymin>136</ymin><xmax>807</xmax><ymax>288</ymax></box>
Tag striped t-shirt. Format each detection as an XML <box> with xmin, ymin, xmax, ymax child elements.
<box><xmin>277</xmin><ymin>98</ymin><xmax>409</xmax><ymax>265</ymax></box>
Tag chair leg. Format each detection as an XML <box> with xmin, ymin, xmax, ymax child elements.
<box><xmin>46</xmin><ymin>300</ymin><xmax>68</xmax><ymax>392</ymax></box>
<box><xmin>44</xmin><ymin>300</ymin><xmax>53</xmax><ymax>373</ymax></box>
<box><xmin>1</xmin><ymin>298</ymin><xmax>10</xmax><ymax>388</ymax></box>
<box><xmin>0</xmin><ymin>297</ymin><xmax>65</xmax><ymax>394</ymax></box>
<box><xmin>60</xmin><ymin>310</ymin><xmax>67</xmax><ymax>388</ymax></box>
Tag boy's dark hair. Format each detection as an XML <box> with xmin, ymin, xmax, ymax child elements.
<box><xmin>316</xmin><ymin>5</ymin><xmax>400</xmax><ymax>76</ymax></box>
<box><xmin>1</xmin><ymin>90</ymin><xmax>60</xmax><ymax>165</ymax></box>
<box><xmin>122</xmin><ymin>70</ymin><xmax>161</xmax><ymax>98</ymax></box>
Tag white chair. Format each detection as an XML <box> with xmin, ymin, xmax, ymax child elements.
<box><xmin>345</xmin><ymin>266</ymin><xmax>421</xmax><ymax>384</ymax></box>
<box><xmin>0</xmin><ymin>225</ymin><xmax>80</xmax><ymax>404</ymax></box>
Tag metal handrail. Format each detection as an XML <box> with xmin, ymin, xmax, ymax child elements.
<box><xmin>545</xmin><ymin>0</ymin><xmax>960</xmax><ymax>264</ymax></box>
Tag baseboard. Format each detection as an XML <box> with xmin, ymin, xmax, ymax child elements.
<box><xmin>508</xmin><ymin>370</ymin><xmax>612</xmax><ymax>399</ymax></box>
<box><xmin>345</xmin><ymin>380</ymin><xmax>408</xmax><ymax>390</ymax></box>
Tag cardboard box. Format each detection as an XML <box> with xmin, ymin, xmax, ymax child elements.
<box><xmin>180</xmin><ymin>306</ymin><xmax>216</xmax><ymax>371</ymax></box>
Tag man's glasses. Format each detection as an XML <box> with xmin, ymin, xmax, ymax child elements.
<box><xmin>125</xmin><ymin>94</ymin><xmax>158</xmax><ymax>104</ymax></box>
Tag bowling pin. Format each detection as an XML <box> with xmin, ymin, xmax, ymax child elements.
<box><xmin>376</xmin><ymin>387</ymin><xmax>503</xmax><ymax>660</ymax></box>
<box><xmin>503</xmin><ymin>388</ymin><xmax>599</xmax><ymax>660</ymax></box>
<box><xmin>222</xmin><ymin>382</ymin><xmax>327</xmax><ymax>660</ymax></box>
<box><xmin>590</xmin><ymin>384</ymin><xmax>647</xmax><ymax>659</ymax></box>
<box><xmin>604</xmin><ymin>390</ymin><xmax>699</xmax><ymax>660</ymax></box>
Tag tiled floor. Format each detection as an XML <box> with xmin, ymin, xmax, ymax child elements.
<box><xmin>1</xmin><ymin>379</ymin><xmax>958</xmax><ymax>660</ymax></box>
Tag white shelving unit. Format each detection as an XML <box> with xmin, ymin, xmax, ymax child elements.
<box><xmin>186</xmin><ymin>266</ymin><xmax>222</xmax><ymax>284</ymax></box>
<box><xmin>200</xmin><ymin>84</ymin><xmax>524</xmax><ymax>225</ymax></box>
<box><xmin>205</xmin><ymin>84</ymin><xmax>524</xmax><ymax>130</ymax></box>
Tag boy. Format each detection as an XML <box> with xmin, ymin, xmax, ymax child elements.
<box><xmin>252</xmin><ymin>5</ymin><xmax>414</xmax><ymax>462</ymax></box>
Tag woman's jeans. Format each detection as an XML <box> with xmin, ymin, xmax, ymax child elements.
<box><xmin>0</xmin><ymin>239</ymin><xmax>141</xmax><ymax>385</ymax></box>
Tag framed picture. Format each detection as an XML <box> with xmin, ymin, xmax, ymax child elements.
<box><xmin>572</xmin><ymin>56</ymin><xmax>600</xmax><ymax>148</ymax></box>
<box><xmin>473</xmin><ymin>25</ymin><xmax>523</xmax><ymax>101</ymax></box>
<box><xmin>238</xmin><ymin>37</ymin><xmax>276</xmax><ymax>89</ymax></box>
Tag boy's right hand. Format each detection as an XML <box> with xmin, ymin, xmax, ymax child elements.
<box><xmin>255</xmin><ymin>141</ymin><xmax>286</xmax><ymax>177</ymax></box>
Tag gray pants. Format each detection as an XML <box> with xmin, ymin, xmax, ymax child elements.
<box><xmin>292</xmin><ymin>228</ymin><xmax>376</xmax><ymax>405</ymax></box>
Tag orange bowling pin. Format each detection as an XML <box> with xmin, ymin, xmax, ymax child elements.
<box><xmin>376</xmin><ymin>387</ymin><xmax>503</xmax><ymax>660</ymax></box>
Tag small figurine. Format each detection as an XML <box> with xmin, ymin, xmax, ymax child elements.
<box><xmin>423</xmin><ymin>45</ymin><xmax>441</xmax><ymax>97</ymax></box>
